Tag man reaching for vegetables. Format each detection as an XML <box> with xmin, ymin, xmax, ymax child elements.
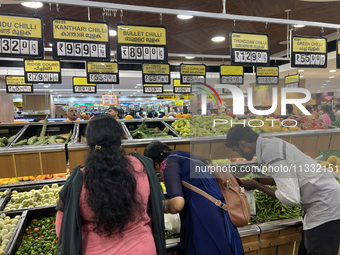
<box><xmin>225</xmin><ymin>125</ymin><xmax>340</xmax><ymax>255</ymax></box>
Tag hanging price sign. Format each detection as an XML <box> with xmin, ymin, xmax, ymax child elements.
<box><xmin>284</xmin><ymin>74</ymin><xmax>300</xmax><ymax>88</ymax></box>
<box><xmin>291</xmin><ymin>36</ymin><xmax>327</xmax><ymax>68</ymax></box>
<box><xmin>143</xmin><ymin>84</ymin><xmax>163</xmax><ymax>94</ymax></box>
<box><xmin>52</xmin><ymin>18</ymin><xmax>110</xmax><ymax>61</ymax></box>
<box><xmin>336</xmin><ymin>40</ymin><xmax>340</xmax><ymax>69</ymax></box>
<box><xmin>142</xmin><ymin>63</ymin><xmax>170</xmax><ymax>84</ymax></box>
<box><xmin>0</xmin><ymin>14</ymin><xmax>43</xmax><ymax>59</ymax></box>
<box><xmin>73</xmin><ymin>77</ymin><xmax>97</xmax><ymax>93</ymax></box>
<box><xmin>6</xmin><ymin>76</ymin><xmax>33</xmax><ymax>93</ymax></box>
<box><xmin>180</xmin><ymin>93</ymin><xmax>195</xmax><ymax>100</ymax></box>
<box><xmin>220</xmin><ymin>65</ymin><xmax>244</xmax><ymax>85</ymax></box>
<box><xmin>157</xmin><ymin>94</ymin><xmax>177</xmax><ymax>100</ymax></box>
<box><xmin>173</xmin><ymin>79</ymin><xmax>191</xmax><ymax>94</ymax></box>
<box><xmin>180</xmin><ymin>64</ymin><xmax>206</xmax><ymax>84</ymax></box>
<box><xmin>230</xmin><ymin>31</ymin><xmax>269</xmax><ymax>66</ymax></box>
<box><xmin>116</xmin><ymin>24</ymin><xmax>168</xmax><ymax>63</ymax></box>
<box><xmin>86</xmin><ymin>61</ymin><xmax>119</xmax><ymax>84</ymax></box>
<box><xmin>24</xmin><ymin>60</ymin><xmax>61</xmax><ymax>83</ymax></box>
<box><xmin>256</xmin><ymin>66</ymin><xmax>279</xmax><ymax>85</ymax></box>
<box><xmin>102</xmin><ymin>94</ymin><xmax>118</xmax><ymax>105</ymax></box>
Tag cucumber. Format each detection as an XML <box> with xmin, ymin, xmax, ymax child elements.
<box><xmin>27</xmin><ymin>136</ymin><xmax>38</xmax><ymax>145</ymax></box>
<box><xmin>8</xmin><ymin>135</ymin><xmax>16</xmax><ymax>142</ymax></box>
<box><xmin>12</xmin><ymin>139</ymin><xmax>28</xmax><ymax>146</ymax></box>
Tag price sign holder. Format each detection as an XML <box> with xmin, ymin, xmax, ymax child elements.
<box><xmin>173</xmin><ymin>79</ymin><xmax>192</xmax><ymax>94</ymax></box>
<box><xmin>142</xmin><ymin>63</ymin><xmax>170</xmax><ymax>84</ymax></box>
<box><xmin>86</xmin><ymin>61</ymin><xmax>119</xmax><ymax>84</ymax></box>
<box><xmin>116</xmin><ymin>23</ymin><xmax>168</xmax><ymax>63</ymax></box>
<box><xmin>24</xmin><ymin>60</ymin><xmax>61</xmax><ymax>83</ymax></box>
<box><xmin>52</xmin><ymin>18</ymin><xmax>110</xmax><ymax>61</ymax></box>
<box><xmin>256</xmin><ymin>66</ymin><xmax>279</xmax><ymax>85</ymax></box>
<box><xmin>180</xmin><ymin>64</ymin><xmax>206</xmax><ymax>84</ymax></box>
<box><xmin>143</xmin><ymin>84</ymin><xmax>163</xmax><ymax>94</ymax></box>
<box><xmin>0</xmin><ymin>14</ymin><xmax>44</xmax><ymax>59</ymax></box>
<box><xmin>284</xmin><ymin>74</ymin><xmax>300</xmax><ymax>88</ymax></box>
<box><xmin>230</xmin><ymin>31</ymin><xmax>270</xmax><ymax>66</ymax></box>
<box><xmin>6</xmin><ymin>76</ymin><xmax>33</xmax><ymax>93</ymax></box>
<box><xmin>73</xmin><ymin>77</ymin><xmax>97</xmax><ymax>93</ymax></box>
<box><xmin>220</xmin><ymin>65</ymin><xmax>244</xmax><ymax>85</ymax></box>
<box><xmin>291</xmin><ymin>35</ymin><xmax>327</xmax><ymax>68</ymax></box>
<box><xmin>336</xmin><ymin>40</ymin><xmax>340</xmax><ymax>69</ymax></box>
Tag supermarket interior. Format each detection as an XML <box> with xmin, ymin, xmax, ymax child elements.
<box><xmin>0</xmin><ymin>0</ymin><xmax>340</xmax><ymax>254</ymax></box>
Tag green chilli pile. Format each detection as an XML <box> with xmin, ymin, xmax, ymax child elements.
<box><xmin>130</xmin><ymin>120</ymin><xmax>173</xmax><ymax>139</ymax></box>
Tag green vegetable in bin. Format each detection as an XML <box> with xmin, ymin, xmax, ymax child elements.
<box><xmin>8</xmin><ymin>135</ymin><xmax>16</xmax><ymax>142</ymax></box>
<box><xmin>12</xmin><ymin>139</ymin><xmax>28</xmax><ymax>146</ymax></box>
<box><xmin>0</xmin><ymin>137</ymin><xmax>8</xmax><ymax>145</ymax></box>
<box><xmin>0</xmin><ymin>142</ymin><xmax>5</xmax><ymax>147</ymax></box>
<box><xmin>0</xmin><ymin>214</ymin><xmax>21</xmax><ymax>253</ymax></box>
<box><xmin>130</xmin><ymin>120</ymin><xmax>174</xmax><ymax>139</ymax></box>
<box><xmin>34</xmin><ymin>115</ymin><xmax>49</xmax><ymax>145</ymax></box>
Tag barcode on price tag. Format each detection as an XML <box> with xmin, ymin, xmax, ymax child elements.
<box><xmin>182</xmin><ymin>76</ymin><xmax>205</xmax><ymax>83</ymax></box>
<box><xmin>221</xmin><ymin>76</ymin><xmax>243</xmax><ymax>84</ymax></box>
<box><xmin>174</xmin><ymin>87</ymin><xmax>191</xmax><ymax>93</ymax></box>
<box><xmin>285</xmin><ymin>83</ymin><xmax>299</xmax><ymax>88</ymax></box>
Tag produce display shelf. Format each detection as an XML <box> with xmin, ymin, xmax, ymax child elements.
<box><xmin>0</xmin><ymin>179</ymin><xmax>66</xmax><ymax>190</ymax></box>
<box><xmin>257</xmin><ymin>217</ymin><xmax>302</xmax><ymax>233</ymax></box>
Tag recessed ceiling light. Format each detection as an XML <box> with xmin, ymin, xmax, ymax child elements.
<box><xmin>133</xmin><ymin>93</ymin><xmax>136</xmax><ymax>94</ymax></box>
<box><xmin>81</xmin><ymin>95</ymin><xmax>84</xmax><ymax>96</ymax></box>
<box><xmin>185</xmin><ymin>56</ymin><xmax>195</xmax><ymax>59</ymax></box>
<box><xmin>177</xmin><ymin>15</ymin><xmax>193</xmax><ymax>20</ymax></box>
<box><xmin>130</xmin><ymin>95</ymin><xmax>133</xmax><ymax>96</ymax></box>
<box><xmin>279</xmin><ymin>40</ymin><xmax>288</xmax><ymax>45</ymax></box>
<box><xmin>135</xmin><ymin>86</ymin><xmax>138</xmax><ymax>88</ymax></box>
<box><xmin>44</xmin><ymin>85</ymin><xmax>49</xmax><ymax>88</ymax></box>
<box><xmin>211</xmin><ymin>36</ymin><xmax>226</xmax><ymax>42</ymax></box>
<box><xmin>298</xmin><ymin>69</ymin><xmax>304</xmax><ymax>72</ymax></box>
<box><xmin>49</xmin><ymin>90</ymin><xmax>53</xmax><ymax>92</ymax></box>
<box><xmin>326</xmin><ymin>80</ymin><xmax>331</xmax><ymax>82</ymax></box>
<box><xmin>109</xmin><ymin>30</ymin><xmax>117</xmax><ymax>36</ymax></box>
<box><xmin>136</xmin><ymin>84</ymin><xmax>142</xmax><ymax>86</ymax></box>
<box><xmin>323</xmin><ymin>83</ymin><xmax>327</xmax><ymax>85</ymax></box>
<box><xmin>329</xmin><ymin>76</ymin><xmax>335</xmax><ymax>78</ymax></box>
<box><xmin>58</xmin><ymin>95</ymin><xmax>61</xmax><ymax>96</ymax></box>
<box><xmin>49</xmin><ymin>43</ymin><xmax>52</xmax><ymax>47</ymax></box>
<box><xmin>329</xmin><ymin>70</ymin><xmax>336</xmax><ymax>72</ymax></box>
<box><xmin>21</xmin><ymin>2</ymin><xmax>43</xmax><ymax>8</ymax></box>
<box><xmin>293</xmin><ymin>24</ymin><xmax>305</xmax><ymax>28</ymax></box>
<box><xmin>321</xmin><ymin>86</ymin><xmax>325</xmax><ymax>88</ymax></box>
<box><xmin>109</xmin><ymin>90</ymin><xmax>112</xmax><ymax>92</ymax></box>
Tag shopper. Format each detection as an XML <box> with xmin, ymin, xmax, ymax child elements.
<box><xmin>315</xmin><ymin>104</ymin><xmax>323</xmax><ymax>115</ymax></box>
<box><xmin>335</xmin><ymin>104</ymin><xmax>340</xmax><ymax>116</ymax></box>
<box><xmin>225</xmin><ymin>125</ymin><xmax>340</xmax><ymax>255</ymax></box>
<box><xmin>117</xmin><ymin>109</ymin><xmax>125</xmax><ymax>119</ymax></box>
<box><xmin>107</xmin><ymin>106</ymin><xmax>119</xmax><ymax>119</ymax></box>
<box><xmin>286</xmin><ymin>104</ymin><xmax>295</xmax><ymax>115</ymax></box>
<box><xmin>144</xmin><ymin>141</ymin><xmax>243</xmax><ymax>255</ymax></box>
<box><xmin>305</xmin><ymin>105</ymin><xmax>319</xmax><ymax>119</ymax></box>
<box><xmin>63</xmin><ymin>107</ymin><xmax>79</xmax><ymax>122</ymax></box>
<box><xmin>319</xmin><ymin>103</ymin><xmax>340</xmax><ymax>127</ymax></box>
<box><xmin>159</xmin><ymin>112</ymin><xmax>165</xmax><ymax>118</ymax></box>
<box><xmin>56</xmin><ymin>115</ymin><xmax>166</xmax><ymax>255</ymax></box>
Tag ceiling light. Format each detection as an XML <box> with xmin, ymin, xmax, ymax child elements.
<box><xmin>109</xmin><ymin>90</ymin><xmax>112</xmax><ymax>92</ymax></box>
<box><xmin>300</xmin><ymin>76</ymin><xmax>304</xmax><ymax>78</ymax></box>
<box><xmin>133</xmin><ymin>93</ymin><xmax>136</xmax><ymax>94</ymax></box>
<box><xmin>298</xmin><ymin>69</ymin><xmax>304</xmax><ymax>72</ymax></box>
<box><xmin>326</xmin><ymin>80</ymin><xmax>331</xmax><ymax>82</ymax></box>
<box><xmin>185</xmin><ymin>56</ymin><xmax>195</xmax><ymax>59</ymax></box>
<box><xmin>135</xmin><ymin>86</ymin><xmax>138</xmax><ymax>88</ymax></box>
<box><xmin>109</xmin><ymin>30</ymin><xmax>117</xmax><ymax>36</ymax></box>
<box><xmin>49</xmin><ymin>90</ymin><xmax>53</xmax><ymax>92</ymax></box>
<box><xmin>211</xmin><ymin>36</ymin><xmax>226</xmax><ymax>42</ymax></box>
<box><xmin>294</xmin><ymin>24</ymin><xmax>305</xmax><ymax>28</ymax></box>
<box><xmin>21</xmin><ymin>2</ymin><xmax>43</xmax><ymax>8</ymax></box>
<box><xmin>329</xmin><ymin>70</ymin><xmax>336</xmax><ymax>72</ymax></box>
<box><xmin>279</xmin><ymin>40</ymin><xmax>288</xmax><ymax>45</ymax></box>
<box><xmin>49</xmin><ymin>43</ymin><xmax>52</xmax><ymax>47</ymax></box>
<box><xmin>136</xmin><ymin>84</ymin><xmax>142</xmax><ymax>86</ymax></box>
<box><xmin>321</xmin><ymin>86</ymin><xmax>325</xmax><ymax>88</ymax></box>
<box><xmin>329</xmin><ymin>76</ymin><xmax>335</xmax><ymax>78</ymax></box>
<box><xmin>58</xmin><ymin>95</ymin><xmax>61</xmax><ymax>96</ymax></box>
<box><xmin>177</xmin><ymin>15</ymin><xmax>194</xmax><ymax>20</ymax></box>
<box><xmin>337</xmin><ymin>90</ymin><xmax>340</xmax><ymax>92</ymax></box>
<box><xmin>44</xmin><ymin>85</ymin><xmax>49</xmax><ymax>88</ymax></box>
<box><xmin>130</xmin><ymin>95</ymin><xmax>133</xmax><ymax>96</ymax></box>
<box><xmin>323</xmin><ymin>83</ymin><xmax>327</xmax><ymax>85</ymax></box>
<box><xmin>81</xmin><ymin>95</ymin><xmax>84</xmax><ymax>96</ymax></box>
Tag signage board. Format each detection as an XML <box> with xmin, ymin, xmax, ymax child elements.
<box><xmin>180</xmin><ymin>64</ymin><xmax>206</xmax><ymax>84</ymax></box>
<box><xmin>157</xmin><ymin>94</ymin><xmax>177</xmax><ymax>100</ymax></box>
<box><xmin>142</xmin><ymin>63</ymin><xmax>170</xmax><ymax>84</ymax></box>
<box><xmin>24</xmin><ymin>60</ymin><xmax>61</xmax><ymax>83</ymax></box>
<box><xmin>86</xmin><ymin>61</ymin><xmax>119</xmax><ymax>84</ymax></box>
<box><xmin>6</xmin><ymin>76</ymin><xmax>33</xmax><ymax>93</ymax></box>
<box><xmin>220</xmin><ymin>65</ymin><xmax>244</xmax><ymax>85</ymax></box>
<box><xmin>256</xmin><ymin>66</ymin><xmax>279</xmax><ymax>85</ymax></box>
<box><xmin>102</xmin><ymin>94</ymin><xmax>118</xmax><ymax>105</ymax></box>
<box><xmin>73</xmin><ymin>77</ymin><xmax>97</xmax><ymax>93</ymax></box>
<box><xmin>143</xmin><ymin>84</ymin><xmax>163</xmax><ymax>94</ymax></box>
<box><xmin>284</xmin><ymin>74</ymin><xmax>300</xmax><ymax>88</ymax></box>
<box><xmin>173</xmin><ymin>79</ymin><xmax>191</xmax><ymax>94</ymax></box>
<box><xmin>180</xmin><ymin>93</ymin><xmax>194</xmax><ymax>100</ymax></box>
<box><xmin>336</xmin><ymin>40</ymin><xmax>340</xmax><ymax>69</ymax></box>
<box><xmin>13</xmin><ymin>102</ymin><xmax>23</xmax><ymax>108</ymax></box>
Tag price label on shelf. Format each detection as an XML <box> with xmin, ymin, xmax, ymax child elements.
<box><xmin>284</xmin><ymin>74</ymin><xmax>300</xmax><ymax>88</ymax></box>
<box><xmin>173</xmin><ymin>79</ymin><xmax>191</xmax><ymax>94</ymax></box>
<box><xmin>24</xmin><ymin>60</ymin><xmax>61</xmax><ymax>84</ymax></box>
<box><xmin>116</xmin><ymin>24</ymin><xmax>168</xmax><ymax>63</ymax></box>
<box><xmin>143</xmin><ymin>84</ymin><xmax>163</xmax><ymax>94</ymax></box>
<box><xmin>0</xmin><ymin>14</ymin><xmax>43</xmax><ymax>59</ymax></box>
<box><xmin>142</xmin><ymin>63</ymin><xmax>170</xmax><ymax>84</ymax></box>
<box><xmin>73</xmin><ymin>77</ymin><xmax>97</xmax><ymax>93</ymax></box>
<box><xmin>291</xmin><ymin>36</ymin><xmax>327</xmax><ymax>68</ymax></box>
<box><xmin>86</xmin><ymin>61</ymin><xmax>119</xmax><ymax>84</ymax></box>
<box><xmin>6</xmin><ymin>76</ymin><xmax>33</xmax><ymax>93</ymax></box>
<box><xmin>220</xmin><ymin>65</ymin><xmax>244</xmax><ymax>85</ymax></box>
<box><xmin>256</xmin><ymin>66</ymin><xmax>279</xmax><ymax>85</ymax></box>
<box><xmin>230</xmin><ymin>32</ymin><xmax>269</xmax><ymax>66</ymax></box>
<box><xmin>52</xmin><ymin>18</ymin><xmax>110</xmax><ymax>61</ymax></box>
<box><xmin>180</xmin><ymin>64</ymin><xmax>206</xmax><ymax>84</ymax></box>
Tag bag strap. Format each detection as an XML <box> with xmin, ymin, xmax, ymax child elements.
<box><xmin>181</xmin><ymin>180</ymin><xmax>228</xmax><ymax>211</ymax></box>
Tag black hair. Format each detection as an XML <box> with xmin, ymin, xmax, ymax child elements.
<box><xmin>225</xmin><ymin>125</ymin><xmax>259</xmax><ymax>148</ymax></box>
<box><xmin>286</xmin><ymin>104</ymin><xmax>294</xmax><ymax>114</ymax></box>
<box><xmin>144</xmin><ymin>140</ymin><xmax>173</xmax><ymax>164</ymax></box>
<box><xmin>335</xmin><ymin>104</ymin><xmax>340</xmax><ymax>110</ymax></box>
<box><xmin>154</xmin><ymin>112</ymin><xmax>158</xmax><ymax>117</ymax></box>
<box><xmin>321</xmin><ymin>103</ymin><xmax>336</xmax><ymax>121</ymax></box>
<box><xmin>109</xmin><ymin>106</ymin><xmax>118</xmax><ymax>112</ymax></box>
<box><xmin>84</xmin><ymin>114</ymin><xmax>143</xmax><ymax>236</ymax></box>
<box><xmin>147</xmin><ymin>112</ymin><xmax>153</xmax><ymax>118</ymax></box>
<box><xmin>306</xmin><ymin>105</ymin><xmax>313</xmax><ymax>112</ymax></box>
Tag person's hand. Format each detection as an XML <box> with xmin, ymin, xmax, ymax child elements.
<box><xmin>242</xmin><ymin>179</ymin><xmax>258</xmax><ymax>191</ymax></box>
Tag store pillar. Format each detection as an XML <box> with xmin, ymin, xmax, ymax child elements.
<box><xmin>0</xmin><ymin>91</ymin><xmax>14</xmax><ymax>123</ymax></box>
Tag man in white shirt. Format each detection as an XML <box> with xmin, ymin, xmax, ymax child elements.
<box><xmin>225</xmin><ymin>125</ymin><xmax>340</xmax><ymax>255</ymax></box>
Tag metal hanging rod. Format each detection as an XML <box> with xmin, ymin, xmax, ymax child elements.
<box><xmin>20</xmin><ymin>0</ymin><xmax>340</xmax><ymax>29</ymax></box>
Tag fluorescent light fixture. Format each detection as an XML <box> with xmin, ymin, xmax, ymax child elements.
<box><xmin>211</xmin><ymin>36</ymin><xmax>226</xmax><ymax>42</ymax></box>
<box><xmin>326</xmin><ymin>80</ymin><xmax>331</xmax><ymax>82</ymax></box>
<box><xmin>298</xmin><ymin>69</ymin><xmax>304</xmax><ymax>72</ymax></box>
<box><xmin>49</xmin><ymin>90</ymin><xmax>53</xmax><ymax>92</ymax></box>
<box><xmin>329</xmin><ymin>76</ymin><xmax>335</xmax><ymax>78</ymax></box>
<box><xmin>44</xmin><ymin>47</ymin><xmax>52</xmax><ymax>52</ymax></box>
<box><xmin>109</xmin><ymin>30</ymin><xmax>117</xmax><ymax>36</ymax></box>
<box><xmin>321</xmin><ymin>86</ymin><xmax>325</xmax><ymax>88</ymax></box>
<box><xmin>133</xmin><ymin>93</ymin><xmax>136</xmax><ymax>94</ymax></box>
<box><xmin>300</xmin><ymin>76</ymin><xmax>304</xmax><ymax>78</ymax></box>
<box><xmin>135</xmin><ymin>86</ymin><xmax>138</xmax><ymax>88</ymax></box>
<box><xmin>329</xmin><ymin>70</ymin><xmax>336</xmax><ymax>72</ymax></box>
<box><xmin>81</xmin><ymin>95</ymin><xmax>84</xmax><ymax>96</ymax></box>
<box><xmin>130</xmin><ymin>95</ymin><xmax>133</xmax><ymax>96</ymax></box>
<box><xmin>44</xmin><ymin>85</ymin><xmax>49</xmax><ymax>88</ymax></box>
<box><xmin>21</xmin><ymin>2</ymin><xmax>43</xmax><ymax>8</ymax></box>
<box><xmin>294</xmin><ymin>24</ymin><xmax>305</xmax><ymax>28</ymax></box>
<box><xmin>185</xmin><ymin>56</ymin><xmax>195</xmax><ymax>59</ymax></box>
<box><xmin>177</xmin><ymin>15</ymin><xmax>193</xmax><ymax>20</ymax></box>
<box><xmin>323</xmin><ymin>83</ymin><xmax>327</xmax><ymax>85</ymax></box>
<box><xmin>136</xmin><ymin>84</ymin><xmax>142</xmax><ymax>86</ymax></box>
<box><xmin>109</xmin><ymin>90</ymin><xmax>112</xmax><ymax>92</ymax></box>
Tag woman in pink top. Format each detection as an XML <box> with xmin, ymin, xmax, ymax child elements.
<box><xmin>55</xmin><ymin>114</ymin><xmax>159</xmax><ymax>255</ymax></box>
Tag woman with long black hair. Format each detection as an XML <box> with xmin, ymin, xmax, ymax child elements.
<box><xmin>319</xmin><ymin>103</ymin><xmax>340</xmax><ymax>127</ymax></box>
<box><xmin>56</xmin><ymin>115</ymin><xmax>166</xmax><ymax>255</ymax></box>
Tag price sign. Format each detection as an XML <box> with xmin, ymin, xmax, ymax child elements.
<box><xmin>336</xmin><ymin>40</ymin><xmax>340</xmax><ymax>69</ymax></box>
<box><xmin>13</xmin><ymin>102</ymin><xmax>23</xmax><ymax>108</ymax></box>
<box><xmin>172</xmin><ymin>100</ymin><xmax>183</xmax><ymax>106</ymax></box>
<box><xmin>284</xmin><ymin>74</ymin><xmax>300</xmax><ymax>88</ymax></box>
<box><xmin>180</xmin><ymin>64</ymin><xmax>206</xmax><ymax>84</ymax></box>
<box><xmin>52</xmin><ymin>18</ymin><xmax>110</xmax><ymax>61</ymax></box>
<box><xmin>73</xmin><ymin>77</ymin><xmax>97</xmax><ymax>93</ymax></box>
<box><xmin>291</xmin><ymin>36</ymin><xmax>327</xmax><ymax>68</ymax></box>
<box><xmin>24</xmin><ymin>60</ymin><xmax>61</xmax><ymax>83</ymax></box>
<box><xmin>143</xmin><ymin>84</ymin><xmax>163</xmax><ymax>94</ymax></box>
<box><xmin>220</xmin><ymin>65</ymin><xmax>244</xmax><ymax>85</ymax></box>
<box><xmin>116</xmin><ymin>24</ymin><xmax>168</xmax><ymax>63</ymax></box>
<box><xmin>254</xmin><ymin>85</ymin><xmax>269</xmax><ymax>91</ymax></box>
<box><xmin>173</xmin><ymin>79</ymin><xmax>191</xmax><ymax>94</ymax></box>
<box><xmin>142</xmin><ymin>63</ymin><xmax>170</xmax><ymax>84</ymax></box>
<box><xmin>230</xmin><ymin>32</ymin><xmax>269</xmax><ymax>66</ymax></box>
<box><xmin>6</xmin><ymin>76</ymin><xmax>33</xmax><ymax>93</ymax></box>
<box><xmin>102</xmin><ymin>94</ymin><xmax>118</xmax><ymax>105</ymax></box>
<box><xmin>86</xmin><ymin>61</ymin><xmax>119</xmax><ymax>84</ymax></box>
<box><xmin>256</xmin><ymin>66</ymin><xmax>279</xmax><ymax>85</ymax></box>
<box><xmin>180</xmin><ymin>93</ymin><xmax>194</xmax><ymax>100</ymax></box>
<box><xmin>0</xmin><ymin>14</ymin><xmax>43</xmax><ymax>59</ymax></box>
<box><xmin>157</xmin><ymin>94</ymin><xmax>177</xmax><ymax>100</ymax></box>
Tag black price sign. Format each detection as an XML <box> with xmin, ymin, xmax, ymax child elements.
<box><xmin>173</xmin><ymin>79</ymin><xmax>191</xmax><ymax>94</ymax></box>
<box><xmin>336</xmin><ymin>40</ymin><xmax>340</xmax><ymax>69</ymax></box>
<box><xmin>256</xmin><ymin>66</ymin><xmax>279</xmax><ymax>85</ymax></box>
<box><xmin>220</xmin><ymin>65</ymin><xmax>244</xmax><ymax>85</ymax></box>
<box><xmin>86</xmin><ymin>61</ymin><xmax>119</xmax><ymax>84</ymax></box>
<box><xmin>6</xmin><ymin>76</ymin><xmax>33</xmax><ymax>93</ymax></box>
<box><xmin>52</xmin><ymin>18</ymin><xmax>110</xmax><ymax>61</ymax></box>
<box><xmin>0</xmin><ymin>14</ymin><xmax>44</xmax><ymax>59</ymax></box>
<box><xmin>230</xmin><ymin>31</ymin><xmax>269</xmax><ymax>66</ymax></box>
<box><xmin>116</xmin><ymin>24</ymin><xmax>168</xmax><ymax>63</ymax></box>
<box><xmin>142</xmin><ymin>63</ymin><xmax>170</xmax><ymax>84</ymax></box>
<box><xmin>143</xmin><ymin>84</ymin><xmax>163</xmax><ymax>94</ymax></box>
<box><xmin>180</xmin><ymin>64</ymin><xmax>206</xmax><ymax>84</ymax></box>
<box><xmin>291</xmin><ymin>35</ymin><xmax>327</xmax><ymax>68</ymax></box>
<box><xmin>73</xmin><ymin>77</ymin><xmax>97</xmax><ymax>93</ymax></box>
<box><xmin>284</xmin><ymin>74</ymin><xmax>300</xmax><ymax>88</ymax></box>
<box><xmin>24</xmin><ymin>60</ymin><xmax>61</xmax><ymax>83</ymax></box>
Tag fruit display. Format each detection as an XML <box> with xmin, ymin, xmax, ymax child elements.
<box><xmin>320</xmin><ymin>155</ymin><xmax>340</xmax><ymax>173</ymax></box>
<box><xmin>171</xmin><ymin>119</ymin><xmax>191</xmax><ymax>137</ymax></box>
<box><xmin>3</xmin><ymin>184</ymin><xmax>63</xmax><ymax>211</ymax></box>
<box><xmin>129</xmin><ymin>120</ymin><xmax>173</xmax><ymax>139</ymax></box>
<box><xmin>0</xmin><ymin>213</ymin><xmax>21</xmax><ymax>254</ymax></box>
<box><xmin>14</xmin><ymin>215</ymin><xmax>58</xmax><ymax>255</ymax></box>
<box><xmin>295</xmin><ymin>116</ymin><xmax>329</xmax><ymax>130</ymax></box>
<box><xmin>0</xmin><ymin>174</ymin><xmax>67</xmax><ymax>186</ymax></box>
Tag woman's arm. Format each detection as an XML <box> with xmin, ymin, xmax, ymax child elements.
<box><xmin>164</xmin><ymin>197</ymin><xmax>185</xmax><ymax>214</ymax></box>
<box><xmin>55</xmin><ymin>210</ymin><xmax>63</xmax><ymax>237</ymax></box>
